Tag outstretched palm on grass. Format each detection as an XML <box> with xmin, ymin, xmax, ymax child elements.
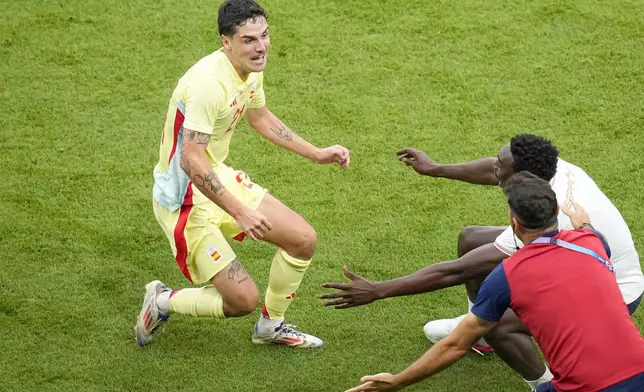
<box><xmin>320</xmin><ymin>267</ymin><xmax>380</xmax><ymax>309</ymax></box>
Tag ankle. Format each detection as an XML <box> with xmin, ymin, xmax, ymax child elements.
<box><xmin>257</xmin><ymin>314</ymin><xmax>283</xmax><ymax>334</ymax></box>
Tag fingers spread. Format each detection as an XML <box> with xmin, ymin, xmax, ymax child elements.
<box><xmin>319</xmin><ymin>291</ymin><xmax>348</xmax><ymax>299</ymax></box>
<box><xmin>321</xmin><ymin>282</ymin><xmax>352</xmax><ymax>290</ymax></box>
<box><xmin>343</xmin><ymin>267</ymin><xmax>360</xmax><ymax>280</ymax></box>
<box><xmin>323</xmin><ymin>298</ymin><xmax>350</xmax><ymax>307</ymax></box>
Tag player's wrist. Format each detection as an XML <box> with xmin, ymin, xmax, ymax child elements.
<box><xmin>310</xmin><ymin>147</ymin><xmax>322</xmax><ymax>163</ymax></box>
<box><xmin>228</xmin><ymin>203</ymin><xmax>250</xmax><ymax>220</ymax></box>
<box><xmin>372</xmin><ymin>281</ymin><xmax>387</xmax><ymax>300</ymax></box>
<box><xmin>422</xmin><ymin>163</ymin><xmax>444</xmax><ymax>177</ymax></box>
<box><xmin>391</xmin><ymin>373</ymin><xmax>409</xmax><ymax>389</ymax></box>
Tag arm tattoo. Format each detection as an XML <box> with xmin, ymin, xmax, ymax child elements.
<box><xmin>183</xmin><ymin>128</ymin><xmax>211</xmax><ymax>145</ymax></box>
<box><xmin>228</xmin><ymin>259</ymin><xmax>249</xmax><ymax>284</ymax></box>
<box><xmin>180</xmin><ymin>129</ymin><xmax>210</xmax><ymax>176</ymax></box>
<box><xmin>179</xmin><ymin>152</ymin><xmax>191</xmax><ymax>176</ymax></box>
<box><xmin>197</xmin><ymin>132</ymin><xmax>211</xmax><ymax>145</ymax></box>
<box><xmin>193</xmin><ymin>171</ymin><xmax>224</xmax><ymax>196</ymax></box>
<box><xmin>269</xmin><ymin>124</ymin><xmax>294</xmax><ymax>141</ymax></box>
<box><xmin>182</xmin><ymin>129</ymin><xmax>221</xmax><ymax>196</ymax></box>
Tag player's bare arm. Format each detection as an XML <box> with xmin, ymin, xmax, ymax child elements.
<box><xmin>179</xmin><ymin>128</ymin><xmax>272</xmax><ymax>240</ymax></box>
<box><xmin>246</xmin><ymin>106</ymin><xmax>350</xmax><ymax>168</ymax></box>
<box><xmin>321</xmin><ymin>243</ymin><xmax>506</xmax><ymax>309</ymax></box>
<box><xmin>396</xmin><ymin>148</ymin><xmax>498</xmax><ymax>185</ymax></box>
<box><xmin>345</xmin><ymin>314</ymin><xmax>495</xmax><ymax>392</ymax></box>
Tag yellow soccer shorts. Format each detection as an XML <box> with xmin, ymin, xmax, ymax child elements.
<box><xmin>153</xmin><ymin>166</ymin><xmax>267</xmax><ymax>285</ymax></box>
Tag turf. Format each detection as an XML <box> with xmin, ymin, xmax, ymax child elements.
<box><xmin>1</xmin><ymin>0</ymin><xmax>643</xmax><ymax>391</ymax></box>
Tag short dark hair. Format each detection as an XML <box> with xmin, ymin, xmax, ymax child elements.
<box><xmin>218</xmin><ymin>0</ymin><xmax>267</xmax><ymax>37</ymax></box>
<box><xmin>510</xmin><ymin>134</ymin><xmax>559</xmax><ymax>181</ymax></box>
<box><xmin>503</xmin><ymin>171</ymin><xmax>558</xmax><ymax>230</ymax></box>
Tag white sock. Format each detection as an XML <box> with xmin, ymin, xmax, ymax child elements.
<box><xmin>257</xmin><ymin>313</ymin><xmax>282</xmax><ymax>334</ymax></box>
<box><xmin>524</xmin><ymin>367</ymin><xmax>553</xmax><ymax>390</ymax></box>
<box><xmin>158</xmin><ymin>290</ymin><xmax>172</xmax><ymax>314</ymax></box>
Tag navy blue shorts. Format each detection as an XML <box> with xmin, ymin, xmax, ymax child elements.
<box><xmin>627</xmin><ymin>293</ymin><xmax>642</xmax><ymax>316</ymax></box>
<box><xmin>536</xmin><ymin>372</ymin><xmax>644</xmax><ymax>392</ymax></box>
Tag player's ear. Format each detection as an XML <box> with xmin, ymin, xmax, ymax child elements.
<box><xmin>511</xmin><ymin>216</ymin><xmax>521</xmax><ymax>233</ymax></box>
<box><xmin>221</xmin><ymin>34</ymin><xmax>231</xmax><ymax>51</ymax></box>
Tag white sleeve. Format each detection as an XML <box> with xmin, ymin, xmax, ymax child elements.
<box><xmin>493</xmin><ymin>226</ymin><xmax>524</xmax><ymax>256</ymax></box>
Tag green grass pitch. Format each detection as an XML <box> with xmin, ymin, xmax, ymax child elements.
<box><xmin>1</xmin><ymin>0</ymin><xmax>643</xmax><ymax>391</ymax></box>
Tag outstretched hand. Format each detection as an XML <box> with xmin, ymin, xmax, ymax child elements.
<box><xmin>345</xmin><ymin>373</ymin><xmax>401</xmax><ymax>392</ymax></box>
<box><xmin>320</xmin><ymin>267</ymin><xmax>380</xmax><ymax>309</ymax></box>
<box><xmin>396</xmin><ymin>148</ymin><xmax>440</xmax><ymax>176</ymax></box>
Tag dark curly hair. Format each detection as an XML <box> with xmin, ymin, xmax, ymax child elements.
<box><xmin>503</xmin><ymin>171</ymin><xmax>558</xmax><ymax>230</ymax></box>
<box><xmin>510</xmin><ymin>134</ymin><xmax>559</xmax><ymax>182</ymax></box>
<box><xmin>218</xmin><ymin>0</ymin><xmax>267</xmax><ymax>37</ymax></box>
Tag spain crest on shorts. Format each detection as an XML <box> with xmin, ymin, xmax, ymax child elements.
<box><xmin>206</xmin><ymin>247</ymin><xmax>222</xmax><ymax>262</ymax></box>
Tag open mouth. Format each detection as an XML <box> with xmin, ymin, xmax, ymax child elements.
<box><xmin>250</xmin><ymin>54</ymin><xmax>265</xmax><ymax>63</ymax></box>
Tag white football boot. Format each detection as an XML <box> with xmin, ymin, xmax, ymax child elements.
<box><xmin>252</xmin><ymin>322</ymin><xmax>324</xmax><ymax>348</ymax></box>
<box><xmin>135</xmin><ymin>280</ymin><xmax>170</xmax><ymax>347</ymax></box>
<box><xmin>423</xmin><ymin>314</ymin><xmax>493</xmax><ymax>355</ymax></box>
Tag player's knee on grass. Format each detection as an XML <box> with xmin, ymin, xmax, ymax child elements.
<box><xmin>483</xmin><ymin>322</ymin><xmax>512</xmax><ymax>344</ymax></box>
<box><xmin>484</xmin><ymin>311</ymin><xmax>530</xmax><ymax>343</ymax></box>
<box><xmin>214</xmin><ymin>260</ymin><xmax>261</xmax><ymax>317</ymax></box>
<box><xmin>465</xmin><ymin>279</ymin><xmax>484</xmax><ymax>302</ymax></box>
<box><xmin>458</xmin><ymin>226</ymin><xmax>488</xmax><ymax>257</ymax></box>
<box><xmin>483</xmin><ymin>323</ymin><xmax>523</xmax><ymax>360</ymax></box>
<box><xmin>223</xmin><ymin>285</ymin><xmax>260</xmax><ymax>317</ymax></box>
<box><xmin>286</xmin><ymin>224</ymin><xmax>317</xmax><ymax>261</ymax></box>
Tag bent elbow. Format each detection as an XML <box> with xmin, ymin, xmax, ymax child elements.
<box><xmin>246</xmin><ymin>116</ymin><xmax>261</xmax><ymax>131</ymax></box>
<box><xmin>179</xmin><ymin>150</ymin><xmax>194</xmax><ymax>176</ymax></box>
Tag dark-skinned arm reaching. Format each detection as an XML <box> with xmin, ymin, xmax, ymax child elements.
<box><xmin>320</xmin><ymin>244</ymin><xmax>507</xmax><ymax>309</ymax></box>
<box><xmin>396</xmin><ymin>148</ymin><xmax>499</xmax><ymax>186</ymax></box>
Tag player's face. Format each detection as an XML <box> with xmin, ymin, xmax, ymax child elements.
<box><xmin>494</xmin><ymin>144</ymin><xmax>514</xmax><ymax>185</ymax></box>
<box><xmin>223</xmin><ymin>17</ymin><xmax>270</xmax><ymax>75</ymax></box>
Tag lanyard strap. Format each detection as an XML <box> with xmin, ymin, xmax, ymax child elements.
<box><xmin>530</xmin><ymin>237</ymin><xmax>615</xmax><ymax>274</ymax></box>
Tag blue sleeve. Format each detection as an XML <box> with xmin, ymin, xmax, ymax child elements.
<box><xmin>471</xmin><ymin>263</ymin><xmax>511</xmax><ymax>322</ymax></box>
<box><xmin>584</xmin><ymin>229</ymin><xmax>611</xmax><ymax>258</ymax></box>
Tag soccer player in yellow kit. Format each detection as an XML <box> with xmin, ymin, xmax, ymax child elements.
<box><xmin>135</xmin><ymin>0</ymin><xmax>349</xmax><ymax>348</ymax></box>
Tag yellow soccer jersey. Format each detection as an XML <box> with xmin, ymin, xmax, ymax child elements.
<box><xmin>153</xmin><ymin>49</ymin><xmax>266</xmax><ymax>211</ymax></box>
